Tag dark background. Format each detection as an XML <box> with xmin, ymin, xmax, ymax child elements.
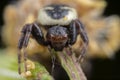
<box><xmin>0</xmin><ymin>0</ymin><xmax>120</xmax><ymax>80</ymax></box>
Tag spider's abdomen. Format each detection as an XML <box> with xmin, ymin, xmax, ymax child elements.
<box><xmin>37</xmin><ymin>4</ymin><xmax>78</xmax><ymax>26</ymax></box>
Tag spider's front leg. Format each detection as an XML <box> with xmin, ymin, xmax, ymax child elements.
<box><xmin>75</xmin><ymin>19</ymin><xmax>89</xmax><ymax>61</ymax></box>
<box><xmin>18</xmin><ymin>23</ymin><xmax>48</xmax><ymax>74</ymax></box>
<box><xmin>68</xmin><ymin>21</ymin><xmax>77</xmax><ymax>55</ymax></box>
<box><xmin>69</xmin><ymin>19</ymin><xmax>89</xmax><ymax>62</ymax></box>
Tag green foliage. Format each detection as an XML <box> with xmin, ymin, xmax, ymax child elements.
<box><xmin>0</xmin><ymin>50</ymin><xmax>53</xmax><ymax>80</ymax></box>
<box><xmin>0</xmin><ymin>50</ymin><xmax>25</xmax><ymax>80</ymax></box>
<box><xmin>27</xmin><ymin>62</ymin><xmax>53</xmax><ymax>80</ymax></box>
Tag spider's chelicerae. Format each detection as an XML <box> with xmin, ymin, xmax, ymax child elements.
<box><xmin>18</xmin><ymin>4</ymin><xmax>89</xmax><ymax>74</ymax></box>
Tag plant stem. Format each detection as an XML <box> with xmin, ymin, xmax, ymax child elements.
<box><xmin>57</xmin><ymin>48</ymin><xmax>87</xmax><ymax>80</ymax></box>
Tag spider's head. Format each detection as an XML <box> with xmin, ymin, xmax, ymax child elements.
<box><xmin>38</xmin><ymin>4</ymin><xmax>78</xmax><ymax>25</ymax></box>
<box><xmin>46</xmin><ymin>26</ymin><xmax>68</xmax><ymax>51</ymax></box>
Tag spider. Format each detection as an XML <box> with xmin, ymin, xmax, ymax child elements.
<box><xmin>18</xmin><ymin>4</ymin><xmax>89</xmax><ymax>74</ymax></box>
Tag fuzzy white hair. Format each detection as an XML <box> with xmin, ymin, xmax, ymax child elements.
<box><xmin>37</xmin><ymin>7</ymin><xmax>78</xmax><ymax>25</ymax></box>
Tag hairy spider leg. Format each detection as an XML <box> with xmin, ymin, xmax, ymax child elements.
<box><xmin>67</xmin><ymin>20</ymin><xmax>78</xmax><ymax>55</ymax></box>
<box><xmin>67</xmin><ymin>19</ymin><xmax>89</xmax><ymax>61</ymax></box>
<box><xmin>18</xmin><ymin>49</ymin><xmax>22</xmax><ymax>74</ymax></box>
<box><xmin>48</xmin><ymin>46</ymin><xmax>56</xmax><ymax>76</ymax></box>
<box><xmin>69</xmin><ymin>20</ymin><xmax>77</xmax><ymax>45</ymax></box>
<box><xmin>18</xmin><ymin>23</ymin><xmax>48</xmax><ymax>74</ymax></box>
<box><xmin>18</xmin><ymin>24</ymin><xmax>32</xmax><ymax>74</ymax></box>
<box><xmin>74</xmin><ymin>20</ymin><xmax>89</xmax><ymax>62</ymax></box>
<box><xmin>31</xmin><ymin>23</ymin><xmax>48</xmax><ymax>46</ymax></box>
<box><xmin>68</xmin><ymin>45</ymin><xmax>74</xmax><ymax>55</ymax></box>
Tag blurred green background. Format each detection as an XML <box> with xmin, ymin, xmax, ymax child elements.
<box><xmin>0</xmin><ymin>0</ymin><xmax>120</xmax><ymax>80</ymax></box>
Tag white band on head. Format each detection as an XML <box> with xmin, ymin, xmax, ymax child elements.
<box><xmin>37</xmin><ymin>7</ymin><xmax>78</xmax><ymax>26</ymax></box>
